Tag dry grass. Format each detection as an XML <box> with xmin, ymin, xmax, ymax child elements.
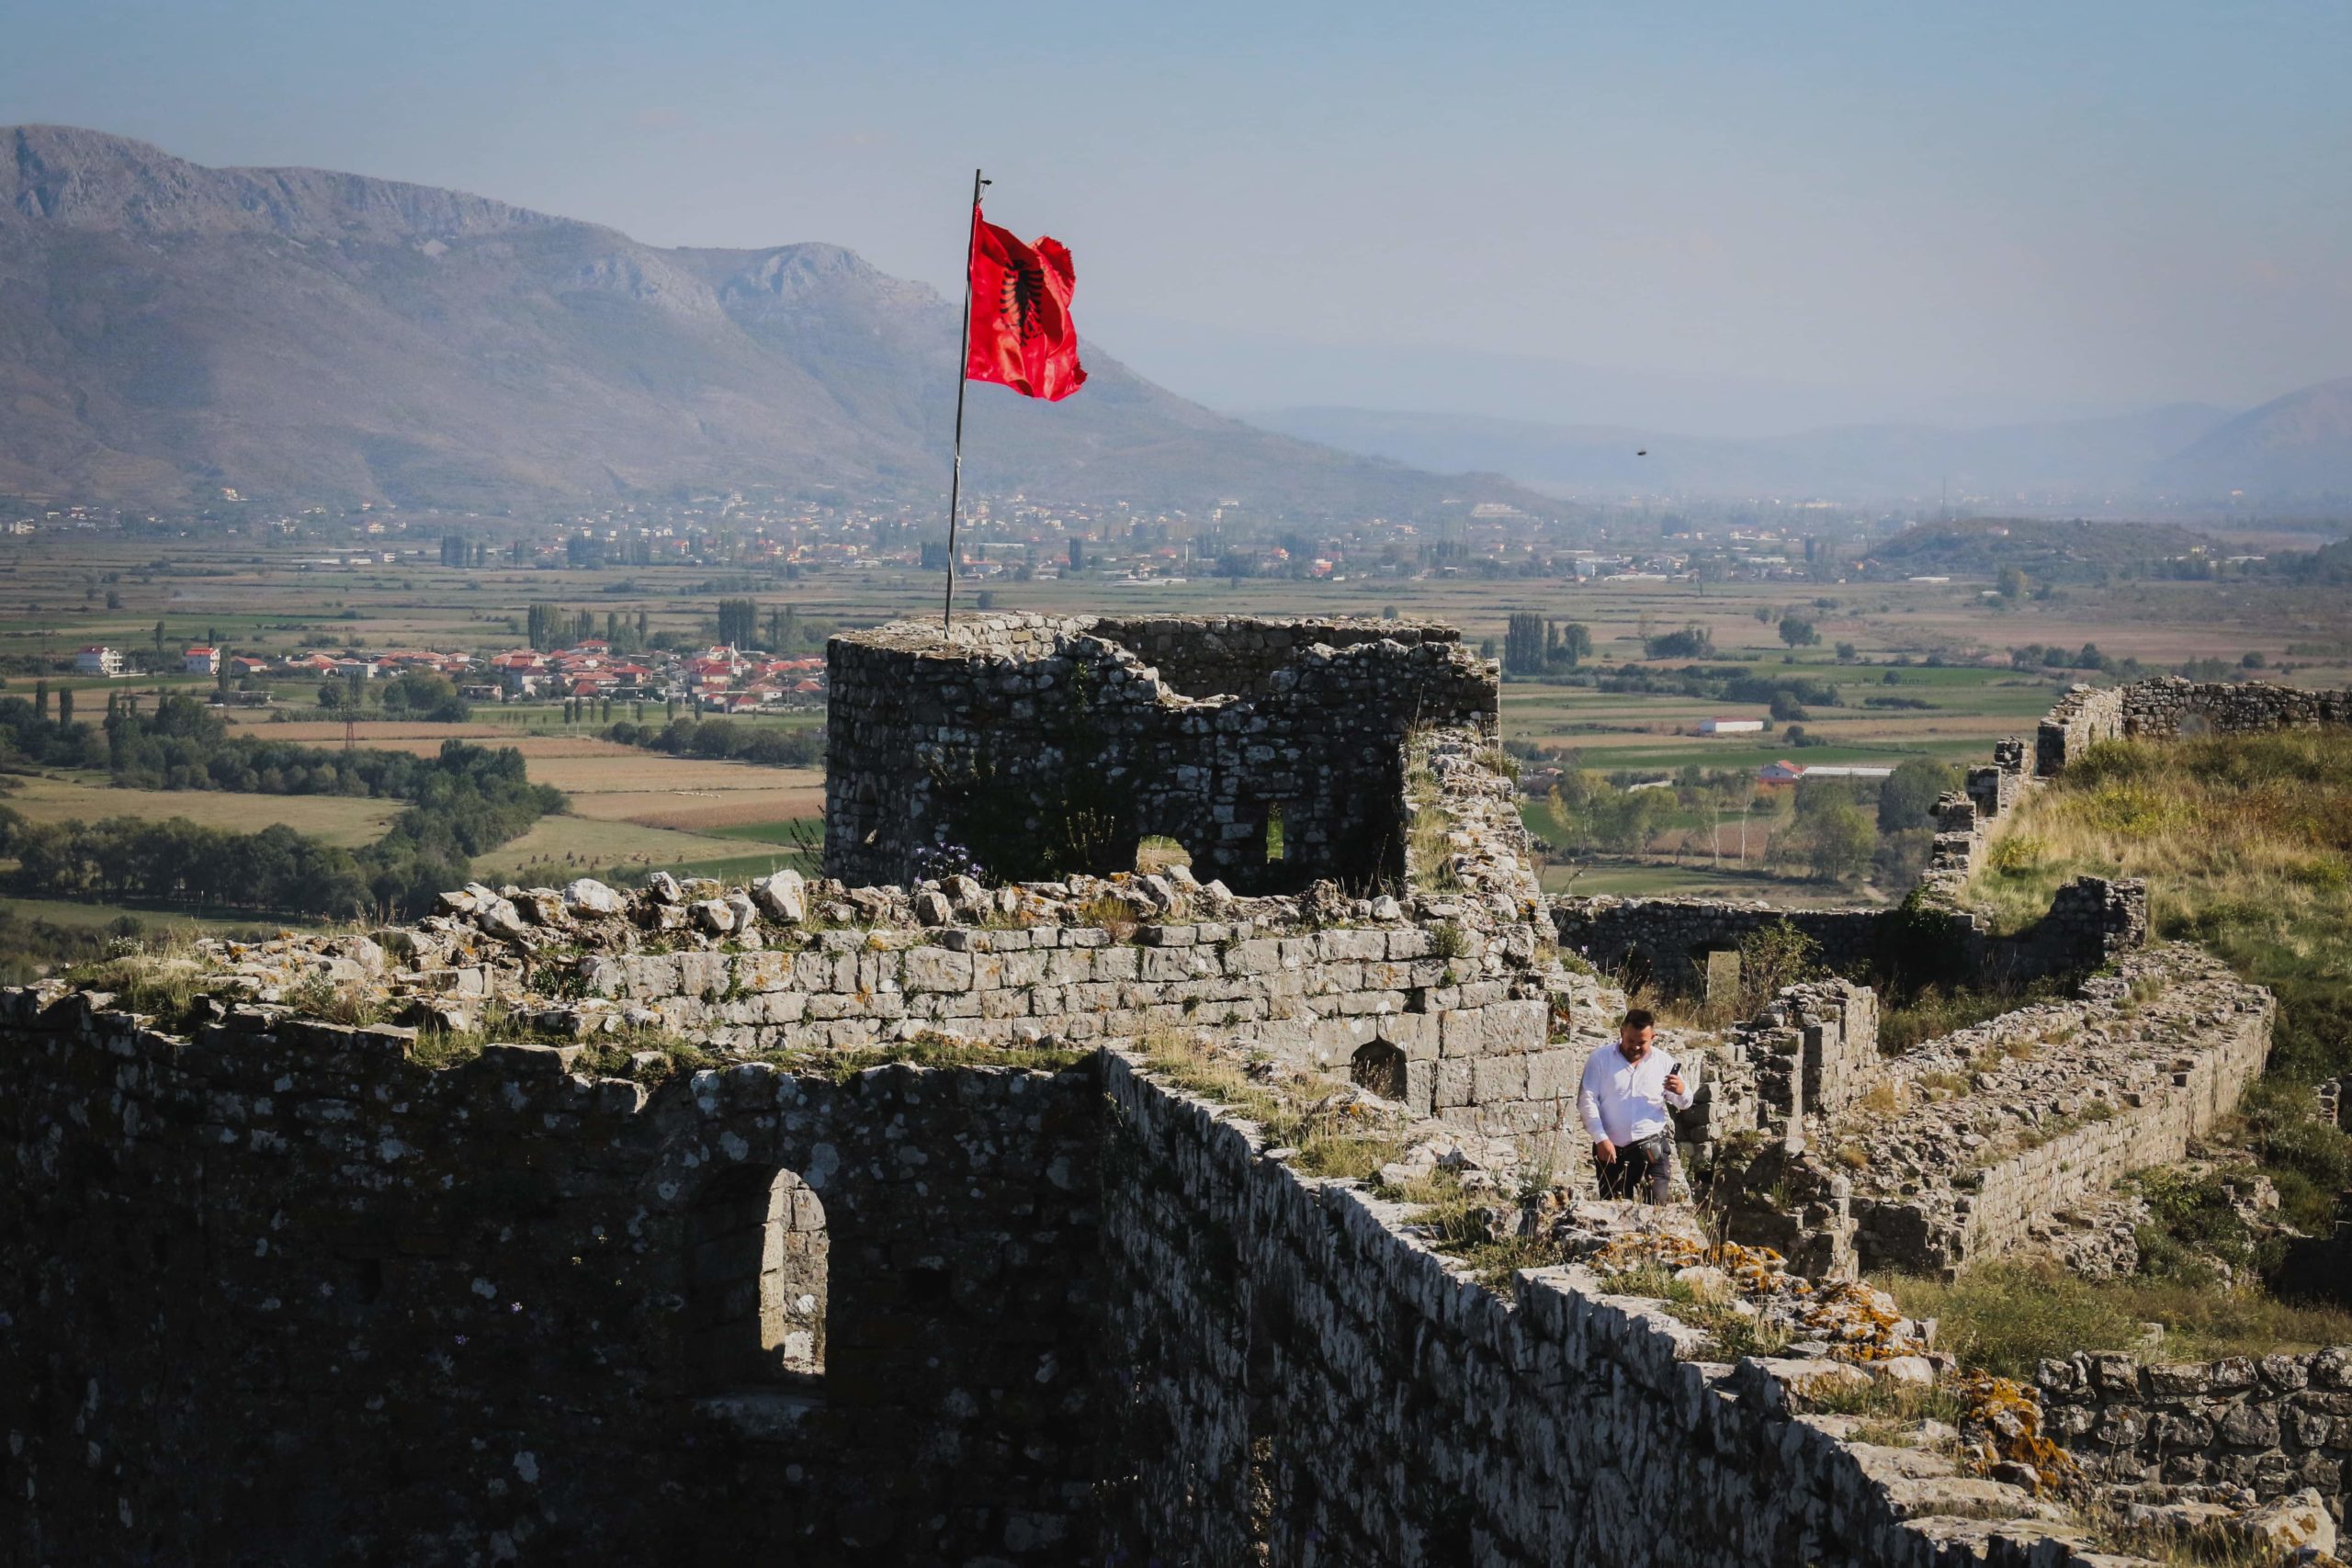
<box><xmin>469</xmin><ymin>816</ymin><xmax>793</xmax><ymax>882</ymax></box>
<box><xmin>1970</xmin><ymin>733</ymin><xmax>2352</xmax><ymax>952</ymax></box>
<box><xmin>1970</xmin><ymin>730</ymin><xmax>2352</xmax><ymax>1229</ymax></box>
<box><xmin>2071</xmin><ymin>1498</ymin><xmax>2285</xmax><ymax>1568</ymax></box>
<box><xmin>1134</xmin><ymin>1030</ymin><xmax>1407</xmax><ymax>1182</ymax></box>
<box><xmin>1135</xmin><ymin>835</ymin><xmax>1193</xmax><ymax>875</ymax></box>
<box><xmin>560</xmin><ymin>780</ymin><xmax>824</xmax><ymax>829</ymax></box>
<box><xmin>1878</xmin><ymin>1258</ymin><xmax>2352</xmax><ymax>1376</ymax></box>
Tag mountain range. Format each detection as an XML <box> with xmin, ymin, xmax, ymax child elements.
<box><xmin>6</xmin><ymin>126</ymin><xmax>2344</xmax><ymax>516</ymax></box>
<box><xmin>1249</xmin><ymin>383</ymin><xmax>2352</xmax><ymax>506</ymax></box>
<box><xmin>0</xmin><ymin>125</ymin><xmax>1553</xmax><ymax>518</ymax></box>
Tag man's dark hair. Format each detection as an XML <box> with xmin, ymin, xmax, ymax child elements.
<box><xmin>1622</xmin><ymin>1008</ymin><xmax>1657</xmax><ymax>1032</ymax></box>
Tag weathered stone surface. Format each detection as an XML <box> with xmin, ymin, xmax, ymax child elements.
<box><xmin>562</xmin><ymin>876</ymin><xmax>624</xmax><ymax>916</ymax></box>
<box><xmin>823</xmin><ymin>614</ymin><xmax>1498</xmax><ymax>897</ymax></box>
<box><xmin>754</xmin><ymin>869</ymin><xmax>807</xmax><ymax>923</ymax></box>
<box><xmin>6</xmin><ymin>628</ymin><xmax>2335</xmax><ymax>1565</ymax></box>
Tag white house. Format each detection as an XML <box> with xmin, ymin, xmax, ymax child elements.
<box><xmin>1700</xmin><ymin>717</ymin><xmax>1765</xmax><ymax>735</ymax></box>
<box><xmin>183</xmin><ymin>646</ymin><xmax>220</xmax><ymax>675</ymax></box>
<box><xmin>1759</xmin><ymin>760</ymin><xmax>1894</xmax><ymax>784</ymax></box>
<box><xmin>74</xmin><ymin>646</ymin><xmax>123</xmax><ymax>677</ymax></box>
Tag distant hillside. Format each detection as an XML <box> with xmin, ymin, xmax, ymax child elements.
<box><xmin>1857</xmin><ymin>518</ymin><xmax>2230</xmax><ymax>581</ymax></box>
<box><xmin>1248</xmin><ymin>404</ymin><xmax>2248</xmax><ymax>502</ymax></box>
<box><xmin>0</xmin><ymin>125</ymin><xmax>1555</xmax><ymax>518</ymax></box>
<box><xmin>2154</xmin><ymin>377</ymin><xmax>2352</xmax><ymax>499</ymax></box>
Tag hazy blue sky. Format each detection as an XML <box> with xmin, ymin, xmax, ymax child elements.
<box><xmin>8</xmin><ymin>0</ymin><xmax>2347</xmax><ymax>433</ymax></box>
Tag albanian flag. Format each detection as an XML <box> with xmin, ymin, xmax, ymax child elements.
<box><xmin>965</xmin><ymin>206</ymin><xmax>1087</xmax><ymax>401</ymax></box>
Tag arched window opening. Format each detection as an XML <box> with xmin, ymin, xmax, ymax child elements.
<box><xmin>1351</xmin><ymin>1038</ymin><xmax>1408</xmax><ymax>1102</ymax></box>
<box><xmin>689</xmin><ymin>1167</ymin><xmax>828</xmax><ymax>1393</ymax></box>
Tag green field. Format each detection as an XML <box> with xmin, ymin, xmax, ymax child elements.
<box><xmin>469</xmin><ymin>815</ymin><xmax>796</xmax><ymax>884</ymax></box>
<box><xmin>0</xmin><ymin>525</ymin><xmax>2346</xmax><ymax>934</ymax></box>
<box><xmin>1</xmin><ymin>771</ymin><xmax>403</xmax><ymax>847</ymax></box>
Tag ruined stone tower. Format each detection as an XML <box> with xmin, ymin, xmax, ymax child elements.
<box><xmin>824</xmin><ymin>615</ymin><xmax>1497</xmax><ymax>893</ymax></box>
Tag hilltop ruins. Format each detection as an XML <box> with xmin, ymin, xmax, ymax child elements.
<box><xmin>4</xmin><ymin>622</ymin><xmax>2346</xmax><ymax>1565</ymax></box>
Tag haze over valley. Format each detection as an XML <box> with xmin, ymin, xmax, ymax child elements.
<box><xmin>5</xmin><ymin>123</ymin><xmax>2345</xmax><ymax>520</ymax></box>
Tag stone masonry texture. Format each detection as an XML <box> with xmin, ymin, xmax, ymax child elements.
<box><xmin>824</xmin><ymin>614</ymin><xmax>1495</xmax><ymax>894</ymax></box>
<box><xmin>8</xmin><ymin>632</ymin><xmax>2349</xmax><ymax>1562</ymax></box>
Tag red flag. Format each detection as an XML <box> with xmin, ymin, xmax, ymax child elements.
<box><xmin>965</xmin><ymin>206</ymin><xmax>1087</xmax><ymax>401</ymax></box>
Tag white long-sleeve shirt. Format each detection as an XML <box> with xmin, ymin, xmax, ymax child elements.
<box><xmin>1577</xmin><ymin>1043</ymin><xmax>1693</xmax><ymax>1145</ymax></box>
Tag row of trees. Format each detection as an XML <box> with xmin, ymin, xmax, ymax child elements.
<box><xmin>0</xmin><ymin>694</ymin><xmax>563</xmax><ymax>917</ymax></box>
<box><xmin>716</xmin><ymin>599</ymin><xmax>822</xmax><ymax>652</ymax></box>
<box><xmin>605</xmin><ymin>717</ymin><xmax>824</xmax><ymax>769</ymax></box>
<box><xmin>315</xmin><ymin>669</ymin><xmax>469</xmax><ymax>721</ymax></box>
<box><xmin>525</xmin><ymin>603</ymin><xmax>610</xmax><ymax>651</ymax></box>
<box><xmin>0</xmin><ymin>741</ymin><xmax>559</xmax><ymax>919</ymax></box>
<box><xmin>0</xmin><ymin>811</ymin><xmax>399</xmax><ymax>918</ymax></box>
<box><xmin>1501</xmin><ymin>614</ymin><xmax>1593</xmax><ymax>676</ymax></box>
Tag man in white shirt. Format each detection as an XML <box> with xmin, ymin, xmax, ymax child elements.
<box><xmin>1577</xmin><ymin>1009</ymin><xmax>1692</xmax><ymax>1204</ymax></box>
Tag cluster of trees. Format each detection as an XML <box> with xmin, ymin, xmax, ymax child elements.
<box><xmin>0</xmin><ymin>810</ymin><xmax>386</xmax><ymax>918</ymax></box>
<box><xmin>438</xmin><ymin>534</ymin><xmax>490</xmax><ymax>568</ymax></box>
<box><xmin>1642</xmin><ymin>624</ymin><xmax>1714</xmax><ymax>659</ymax></box>
<box><xmin>605</xmin><ymin>717</ymin><xmax>824</xmax><ymax>769</ymax></box>
<box><xmin>0</xmin><ymin>695</ymin><xmax>107</xmax><ymax>770</ymax></box>
<box><xmin>1501</xmin><ymin>614</ymin><xmax>1592</xmax><ymax>676</ymax></box>
<box><xmin>0</xmin><ymin>740</ymin><xmax>560</xmax><ymax>919</ymax></box>
<box><xmin>1538</xmin><ymin>755</ymin><xmax>1958</xmax><ymax>886</ymax></box>
<box><xmin>315</xmin><ymin>669</ymin><xmax>469</xmax><ymax>722</ymax></box>
<box><xmin>716</xmin><ymin>597</ymin><xmax>761</xmax><ymax>649</ymax></box>
<box><xmin>2007</xmin><ymin>641</ymin><xmax>2111</xmax><ymax>672</ymax></box>
<box><xmin>526</xmin><ymin>603</ymin><xmax>603</xmax><ymax>651</ymax></box>
<box><xmin>0</xmin><ymin>694</ymin><xmax>563</xmax><ymax>917</ymax></box>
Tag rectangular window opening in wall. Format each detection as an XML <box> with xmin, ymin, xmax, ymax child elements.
<box><xmin>1264</xmin><ymin>806</ymin><xmax>1285</xmax><ymax>863</ymax></box>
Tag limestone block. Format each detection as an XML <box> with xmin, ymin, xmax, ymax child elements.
<box><xmin>903</xmin><ymin>947</ymin><xmax>974</xmax><ymax>994</ymax></box>
<box><xmin>753</xmin><ymin>871</ymin><xmax>807</xmax><ymax>923</ymax></box>
<box><xmin>562</xmin><ymin>878</ymin><xmax>624</xmax><ymax>917</ymax></box>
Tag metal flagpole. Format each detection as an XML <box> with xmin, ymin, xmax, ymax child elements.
<box><xmin>943</xmin><ymin>167</ymin><xmax>988</xmax><ymax>637</ymax></box>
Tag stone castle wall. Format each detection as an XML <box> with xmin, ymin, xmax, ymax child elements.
<box><xmin>2037</xmin><ymin>677</ymin><xmax>2352</xmax><ymax>776</ymax></box>
<box><xmin>2036</xmin><ymin>1349</ymin><xmax>2352</xmax><ymax>1519</ymax></box>
<box><xmin>823</xmin><ymin>614</ymin><xmax>1495</xmax><ymax>894</ymax></box>
<box><xmin>397</xmin><ymin>860</ymin><xmax>1604</xmax><ymax>1161</ymax></box>
<box><xmin>6</xmin><ymin>986</ymin><xmax>2135</xmax><ymax>1567</ymax></box>
<box><xmin>0</xmin><ymin>991</ymin><xmax>1106</xmax><ymax>1566</ymax></box>
<box><xmin>1094</xmin><ymin>1051</ymin><xmax>2113</xmax><ymax>1567</ymax></box>
<box><xmin>1549</xmin><ymin>874</ymin><xmax>2145</xmax><ymax>997</ymax></box>
<box><xmin>1839</xmin><ymin>946</ymin><xmax>2272</xmax><ymax>1276</ymax></box>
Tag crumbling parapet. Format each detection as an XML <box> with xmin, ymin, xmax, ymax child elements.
<box><xmin>1834</xmin><ymin>945</ymin><xmax>2269</xmax><ymax>1277</ymax></box>
<box><xmin>1551</xmin><ymin>876</ymin><xmax>2143</xmax><ymax>1001</ymax></box>
<box><xmin>1097</xmin><ymin>1049</ymin><xmax>2108</xmax><ymax>1566</ymax></box>
<box><xmin>824</xmin><ymin>614</ymin><xmax>1497</xmax><ymax>895</ymax></box>
<box><xmin>2038</xmin><ymin>676</ymin><xmax>2352</xmax><ymax>776</ymax></box>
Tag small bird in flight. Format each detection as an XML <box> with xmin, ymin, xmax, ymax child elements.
<box><xmin>1636</xmin><ymin>448</ymin><xmax>1648</xmax><ymax>457</ymax></box>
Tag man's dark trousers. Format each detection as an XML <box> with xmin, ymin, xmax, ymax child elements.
<box><xmin>1599</xmin><ymin>1133</ymin><xmax>1673</xmax><ymax>1204</ymax></box>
